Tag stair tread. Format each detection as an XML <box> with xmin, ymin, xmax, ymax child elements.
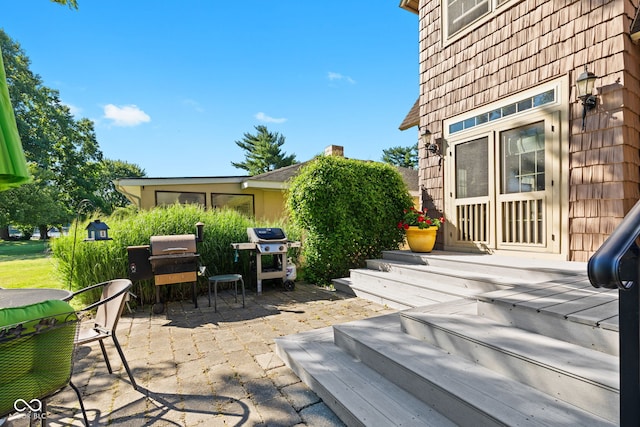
<box><xmin>334</xmin><ymin>276</ymin><xmax>464</xmax><ymax>308</ymax></box>
<box><xmin>400</xmin><ymin>310</ymin><xmax>619</xmax><ymax>389</ymax></box>
<box><xmin>350</xmin><ymin>268</ymin><xmax>486</xmax><ymax>299</ymax></box>
<box><xmin>334</xmin><ymin>318</ymin><xmax>617</xmax><ymax>426</ymax></box>
<box><xmin>368</xmin><ymin>259</ymin><xmax>537</xmax><ymax>286</ymax></box>
<box><xmin>275</xmin><ymin>326</ymin><xmax>457</xmax><ymax>427</ymax></box>
<box><xmin>381</xmin><ymin>251</ymin><xmax>588</xmax><ymax>277</ymax></box>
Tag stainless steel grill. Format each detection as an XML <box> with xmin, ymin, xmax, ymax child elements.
<box><xmin>232</xmin><ymin>227</ymin><xmax>300</xmax><ymax>294</ymax></box>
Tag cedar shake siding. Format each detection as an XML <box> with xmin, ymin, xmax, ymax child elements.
<box><xmin>406</xmin><ymin>0</ymin><xmax>640</xmax><ymax>261</ymax></box>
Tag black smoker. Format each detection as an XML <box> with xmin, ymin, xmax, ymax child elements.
<box><xmin>127</xmin><ymin>224</ymin><xmax>204</xmax><ymax>314</ymax></box>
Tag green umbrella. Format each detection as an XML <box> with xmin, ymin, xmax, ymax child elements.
<box><xmin>0</xmin><ymin>47</ymin><xmax>30</xmax><ymax>191</ymax></box>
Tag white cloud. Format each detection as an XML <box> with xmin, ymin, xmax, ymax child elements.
<box><xmin>255</xmin><ymin>112</ymin><xmax>287</xmax><ymax>124</ymax></box>
<box><xmin>103</xmin><ymin>104</ymin><xmax>151</xmax><ymax>127</ymax></box>
<box><xmin>327</xmin><ymin>71</ymin><xmax>355</xmax><ymax>84</ymax></box>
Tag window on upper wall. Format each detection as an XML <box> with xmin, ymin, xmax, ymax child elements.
<box><xmin>156</xmin><ymin>191</ymin><xmax>206</xmax><ymax>207</ymax></box>
<box><xmin>445</xmin><ymin>0</ymin><xmax>510</xmax><ymax>38</ymax></box>
<box><xmin>211</xmin><ymin>194</ymin><xmax>254</xmax><ymax>217</ymax></box>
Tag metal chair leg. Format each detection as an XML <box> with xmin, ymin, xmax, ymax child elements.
<box><xmin>98</xmin><ymin>340</ymin><xmax>112</xmax><ymax>374</ymax></box>
<box><xmin>69</xmin><ymin>381</ymin><xmax>90</xmax><ymax>426</ymax></box>
<box><xmin>112</xmin><ymin>335</ymin><xmax>138</xmax><ymax>390</ymax></box>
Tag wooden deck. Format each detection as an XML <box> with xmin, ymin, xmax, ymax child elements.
<box><xmin>478</xmin><ymin>274</ymin><xmax>619</xmax><ymax>332</ymax></box>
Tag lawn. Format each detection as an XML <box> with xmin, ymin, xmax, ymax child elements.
<box><xmin>0</xmin><ymin>240</ymin><xmax>65</xmax><ymax>289</ymax></box>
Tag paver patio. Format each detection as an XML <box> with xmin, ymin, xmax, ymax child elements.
<box><xmin>7</xmin><ymin>282</ymin><xmax>394</xmax><ymax>426</ymax></box>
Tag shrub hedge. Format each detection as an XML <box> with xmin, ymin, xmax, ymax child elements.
<box><xmin>50</xmin><ymin>204</ymin><xmax>301</xmax><ymax>307</ymax></box>
<box><xmin>286</xmin><ymin>156</ymin><xmax>413</xmax><ymax>285</ymax></box>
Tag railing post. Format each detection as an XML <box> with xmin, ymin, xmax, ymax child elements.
<box><xmin>619</xmin><ymin>273</ymin><xmax>640</xmax><ymax>426</ymax></box>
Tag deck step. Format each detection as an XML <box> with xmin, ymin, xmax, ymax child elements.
<box><xmin>478</xmin><ymin>281</ymin><xmax>619</xmax><ymax>355</ymax></box>
<box><xmin>381</xmin><ymin>250</ymin><xmax>588</xmax><ymax>283</ymax></box>
<box><xmin>274</xmin><ymin>326</ymin><xmax>456</xmax><ymax>427</ymax></box>
<box><xmin>399</xmin><ymin>309</ymin><xmax>619</xmax><ymax>423</ymax></box>
<box><xmin>366</xmin><ymin>258</ymin><xmax>519</xmax><ymax>291</ymax></box>
<box><xmin>332</xmin><ymin>315</ymin><xmax>617</xmax><ymax>427</ymax></box>
<box><xmin>334</xmin><ymin>258</ymin><xmax>512</xmax><ymax>310</ymax></box>
<box><xmin>332</xmin><ymin>277</ymin><xmax>416</xmax><ymax>310</ymax></box>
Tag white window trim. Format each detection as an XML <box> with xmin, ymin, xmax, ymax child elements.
<box><xmin>444</xmin><ymin>78</ymin><xmax>566</xmax><ymax>140</ymax></box>
<box><xmin>442</xmin><ymin>76</ymin><xmax>570</xmax><ymax>259</ymax></box>
<box><xmin>443</xmin><ymin>0</ymin><xmax>520</xmax><ymax>46</ymax></box>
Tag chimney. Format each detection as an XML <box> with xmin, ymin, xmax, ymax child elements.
<box><xmin>324</xmin><ymin>145</ymin><xmax>344</xmax><ymax>157</ymax></box>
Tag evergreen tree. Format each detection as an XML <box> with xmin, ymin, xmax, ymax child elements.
<box><xmin>231</xmin><ymin>125</ymin><xmax>297</xmax><ymax>175</ymax></box>
<box><xmin>381</xmin><ymin>144</ymin><xmax>418</xmax><ymax>169</ymax></box>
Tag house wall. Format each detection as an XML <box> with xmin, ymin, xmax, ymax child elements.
<box><xmin>131</xmin><ymin>183</ymin><xmax>287</xmax><ymax>222</ymax></box>
<box><xmin>417</xmin><ymin>0</ymin><xmax>640</xmax><ymax>261</ymax></box>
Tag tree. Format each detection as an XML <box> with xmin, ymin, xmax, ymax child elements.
<box><xmin>231</xmin><ymin>125</ymin><xmax>297</xmax><ymax>175</ymax></box>
<box><xmin>0</xmin><ymin>30</ymin><xmax>145</xmax><ymax>238</ymax></box>
<box><xmin>94</xmin><ymin>159</ymin><xmax>146</xmax><ymax>214</ymax></box>
<box><xmin>51</xmin><ymin>0</ymin><xmax>78</xmax><ymax>8</ymax></box>
<box><xmin>382</xmin><ymin>144</ymin><xmax>418</xmax><ymax>169</ymax></box>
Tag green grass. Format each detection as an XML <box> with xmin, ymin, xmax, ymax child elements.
<box><xmin>0</xmin><ymin>240</ymin><xmax>65</xmax><ymax>289</ymax></box>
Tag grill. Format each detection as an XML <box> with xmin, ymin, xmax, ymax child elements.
<box><xmin>232</xmin><ymin>227</ymin><xmax>300</xmax><ymax>294</ymax></box>
<box><xmin>127</xmin><ymin>234</ymin><xmax>200</xmax><ymax>314</ymax></box>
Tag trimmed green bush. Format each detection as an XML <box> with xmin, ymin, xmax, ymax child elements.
<box><xmin>287</xmin><ymin>156</ymin><xmax>413</xmax><ymax>285</ymax></box>
<box><xmin>50</xmin><ymin>204</ymin><xmax>301</xmax><ymax>306</ymax></box>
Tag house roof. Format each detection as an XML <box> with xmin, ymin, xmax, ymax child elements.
<box><xmin>245</xmin><ymin>161</ymin><xmax>419</xmax><ymax>194</ymax></box>
<box><xmin>114</xmin><ymin>160</ymin><xmax>418</xmax><ymax>195</ymax></box>
<box><xmin>399</xmin><ymin>97</ymin><xmax>420</xmax><ymax>130</ymax></box>
<box><xmin>396</xmin><ymin>166</ymin><xmax>419</xmax><ymax>193</ymax></box>
<box><xmin>399</xmin><ymin>0</ymin><xmax>419</xmax><ymax>14</ymax></box>
<box><xmin>241</xmin><ymin>163</ymin><xmax>307</xmax><ymax>189</ymax></box>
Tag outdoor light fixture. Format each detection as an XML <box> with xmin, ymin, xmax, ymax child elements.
<box><xmin>576</xmin><ymin>65</ymin><xmax>598</xmax><ymax>131</ymax></box>
<box><xmin>419</xmin><ymin>126</ymin><xmax>443</xmax><ymax>163</ymax></box>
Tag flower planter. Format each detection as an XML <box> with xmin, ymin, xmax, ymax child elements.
<box><xmin>405</xmin><ymin>226</ymin><xmax>437</xmax><ymax>253</ymax></box>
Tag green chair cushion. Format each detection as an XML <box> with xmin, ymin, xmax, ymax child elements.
<box><xmin>0</xmin><ymin>299</ymin><xmax>76</xmax><ymax>328</ymax></box>
<box><xmin>0</xmin><ymin>299</ymin><xmax>77</xmax><ymax>417</ymax></box>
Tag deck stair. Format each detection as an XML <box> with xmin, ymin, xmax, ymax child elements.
<box><xmin>276</xmin><ymin>251</ymin><xmax>620</xmax><ymax>426</ymax></box>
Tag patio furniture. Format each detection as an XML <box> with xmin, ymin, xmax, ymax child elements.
<box><xmin>0</xmin><ymin>288</ymin><xmax>72</xmax><ymax>308</ymax></box>
<box><xmin>0</xmin><ymin>299</ymin><xmax>89</xmax><ymax>426</ymax></box>
<box><xmin>70</xmin><ymin>279</ymin><xmax>138</xmax><ymax>391</ymax></box>
<box><xmin>204</xmin><ymin>266</ymin><xmax>245</xmax><ymax>313</ymax></box>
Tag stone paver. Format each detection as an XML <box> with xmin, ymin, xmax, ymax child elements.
<box><xmin>6</xmin><ymin>283</ymin><xmax>394</xmax><ymax>426</ymax></box>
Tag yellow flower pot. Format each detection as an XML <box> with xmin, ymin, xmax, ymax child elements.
<box><xmin>405</xmin><ymin>226</ymin><xmax>438</xmax><ymax>253</ymax></box>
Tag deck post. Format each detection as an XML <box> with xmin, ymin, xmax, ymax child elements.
<box><xmin>619</xmin><ymin>275</ymin><xmax>640</xmax><ymax>426</ymax></box>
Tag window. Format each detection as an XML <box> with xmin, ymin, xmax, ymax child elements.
<box><xmin>156</xmin><ymin>191</ymin><xmax>206</xmax><ymax>207</ymax></box>
<box><xmin>449</xmin><ymin>89</ymin><xmax>555</xmax><ymax>135</ymax></box>
<box><xmin>456</xmin><ymin>137</ymin><xmax>489</xmax><ymax>199</ymax></box>
<box><xmin>500</xmin><ymin>122</ymin><xmax>545</xmax><ymax>194</ymax></box>
<box><xmin>446</xmin><ymin>0</ymin><xmax>511</xmax><ymax>38</ymax></box>
<box><xmin>211</xmin><ymin>194</ymin><xmax>254</xmax><ymax>217</ymax></box>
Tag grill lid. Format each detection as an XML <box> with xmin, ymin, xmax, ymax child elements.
<box><xmin>150</xmin><ymin>234</ymin><xmax>197</xmax><ymax>255</ymax></box>
<box><xmin>247</xmin><ymin>228</ymin><xmax>286</xmax><ymax>242</ymax></box>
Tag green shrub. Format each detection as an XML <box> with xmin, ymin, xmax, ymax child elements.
<box><xmin>50</xmin><ymin>204</ymin><xmax>301</xmax><ymax>306</ymax></box>
<box><xmin>287</xmin><ymin>156</ymin><xmax>412</xmax><ymax>285</ymax></box>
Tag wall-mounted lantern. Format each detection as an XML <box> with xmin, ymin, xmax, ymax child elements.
<box><xmin>419</xmin><ymin>126</ymin><xmax>443</xmax><ymax>164</ymax></box>
<box><xmin>576</xmin><ymin>65</ymin><xmax>598</xmax><ymax>131</ymax></box>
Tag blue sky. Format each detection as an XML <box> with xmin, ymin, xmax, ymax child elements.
<box><xmin>2</xmin><ymin>1</ymin><xmax>419</xmax><ymax>177</ymax></box>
